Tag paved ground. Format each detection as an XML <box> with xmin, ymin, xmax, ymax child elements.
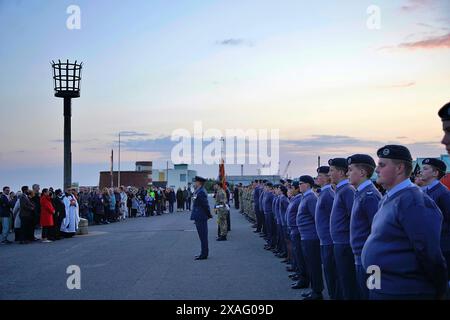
<box><xmin>0</xmin><ymin>198</ymin><xmax>311</xmax><ymax>300</ymax></box>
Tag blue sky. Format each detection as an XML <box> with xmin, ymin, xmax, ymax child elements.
<box><xmin>0</xmin><ymin>0</ymin><xmax>449</xmax><ymax>190</ymax></box>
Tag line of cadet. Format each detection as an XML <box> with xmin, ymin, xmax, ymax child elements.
<box><xmin>239</xmin><ymin>142</ymin><xmax>450</xmax><ymax>300</ymax></box>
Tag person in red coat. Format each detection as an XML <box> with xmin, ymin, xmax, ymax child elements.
<box><xmin>40</xmin><ymin>188</ymin><xmax>55</xmax><ymax>243</ymax></box>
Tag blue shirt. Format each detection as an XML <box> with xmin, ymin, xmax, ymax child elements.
<box><xmin>350</xmin><ymin>180</ymin><xmax>381</xmax><ymax>264</ymax></box>
<box><xmin>297</xmin><ymin>189</ymin><xmax>319</xmax><ymax>240</ymax></box>
<box><xmin>253</xmin><ymin>186</ymin><xmax>262</xmax><ymax>210</ymax></box>
<box><xmin>259</xmin><ymin>190</ymin><xmax>265</xmax><ymax>213</ymax></box>
<box><xmin>330</xmin><ymin>179</ymin><xmax>355</xmax><ymax>244</ymax></box>
<box><xmin>263</xmin><ymin>191</ymin><xmax>274</xmax><ymax>215</ymax></box>
<box><xmin>273</xmin><ymin>195</ymin><xmax>281</xmax><ymax>224</ymax></box>
<box><xmin>315</xmin><ymin>184</ymin><xmax>335</xmax><ymax>246</ymax></box>
<box><xmin>286</xmin><ymin>193</ymin><xmax>302</xmax><ymax>233</ymax></box>
<box><xmin>279</xmin><ymin>194</ymin><xmax>290</xmax><ymax>226</ymax></box>
<box><xmin>362</xmin><ymin>184</ymin><xmax>447</xmax><ymax>297</ymax></box>
<box><xmin>426</xmin><ymin>180</ymin><xmax>450</xmax><ymax>252</ymax></box>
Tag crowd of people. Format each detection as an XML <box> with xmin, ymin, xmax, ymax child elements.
<box><xmin>0</xmin><ymin>184</ymin><xmax>196</xmax><ymax>245</ymax></box>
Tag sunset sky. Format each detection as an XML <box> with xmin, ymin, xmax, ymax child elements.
<box><xmin>0</xmin><ymin>0</ymin><xmax>449</xmax><ymax>190</ymax></box>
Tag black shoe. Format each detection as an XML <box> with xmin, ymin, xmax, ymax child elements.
<box><xmin>291</xmin><ymin>281</ymin><xmax>309</xmax><ymax>289</ymax></box>
<box><xmin>216</xmin><ymin>236</ymin><xmax>227</xmax><ymax>241</ymax></box>
<box><xmin>303</xmin><ymin>293</ymin><xmax>323</xmax><ymax>300</ymax></box>
<box><xmin>194</xmin><ymin>255</ymin><xmax>207</xmax><ymax>260</ymax></box>
<box><xmin>286</xmin><ymin>266</ymin><xmax>295</xmax><ymax>272</ymax></box>
<box><xmin>253</xmin><ymin>230</ymin><xmax>260</xmax><ymax>233</ymax></box>
<box><xmin>1</xmin><ymin>240</ymin><xmax>13</xmax><ymax>244</ymax></box>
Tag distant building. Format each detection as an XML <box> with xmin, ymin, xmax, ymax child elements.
<box><xmin>99</xmin><ymin>161</ymin><xmax>152</xmax><ymax>189</ymax></box>
<box><xmin>226</xmin><ymin>175</ymin><xmax>281</xmax><ymax>186</ymax></box>
<box><xmin>152</xmin><ymin>164</ymin><xmax>197</xmax><ymax>190</ymax></box>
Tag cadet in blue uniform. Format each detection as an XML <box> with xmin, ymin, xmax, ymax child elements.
<box><xmin>347</xmin><ymin>154</ymin><xmax>381</xmax><ymax>299</ymax></box>
<box><xmin>263</xmin><ymin>183</ymin><xmax>275</xmax><ymax>250</ymax></box>
<box><xmin>289</xmin><ymin>180</ymin><xmax>310</xmax><ymax>289</ymax></box>
<box><xmin>362</xmin><ymin>145</ymin><xmax>448</xmax><ymax>299</ymax></box>
<box><xmin>259</xmin><ymin>180</ymin><xmax>268</xmax><ymax>238</ymax></box>
<box><xmin>253</xmin><ymin>180</ymin><xmax>263</xmax><ymax>233</ymax></box>
<box><xmin>273</xmin><ymin>185</ymin><xmax>285</xmax><ymax>257</ymax></box>
<box><xmin>297</xmin><ymin>175</ymin><xmax>324</xmax><ymax>300</ymax></box>
<box><xmin>329</xmin><ymin>158</ymin><xmax>358</xmax><ymax>299</ymax></box>
<box><xmin>286</xmin><ymin>182</ymin><xmax>309</xmax><ymax>287</ymax></box>
<box><xmin>315</xmin><ymin>166</ymin><xmax>339</xmax><ymax>299</ymax></box>
<box><xmin>278</xmin><ymin>185</ymin><xmax>290</xmax><ymax>260</ymax></box>
<box><xmin>191</xmin><ymin>176</ymin><xmax>212</xmax><ymax>260</ymax></box>
<box><xmin>438</xmin><ymin>102</ymin><xmax>450</xmax><ymax>155</ymax></box>
<box><xmin>421</xmin><ymin>158</ymin><xmax>450</xmax><ymax>284</ymax></box>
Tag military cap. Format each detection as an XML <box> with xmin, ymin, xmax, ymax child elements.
<box><xmin>377</xmin><ymin>145</ymin><xmax>412</xmax><ymax>162</ymax></box>
<box><xmin>265</xmin><ymin>182</ymin><xmax>273</xmax><ymax>187</ymax></box>
<box><xmin>317</xmin><ymin>166</ymin><xmax>330</xmax><ymax>174</ymax></box>
<box><xmin>292</xmin><ymin>181</ymin><xmax>300</xmax><ymax>188</ymax></box>
<box><xmin>280</xmin><ymin>185</ymin><xmax>288</xmax><ymax>194</ymax></box>
<box><xmin>328</xmin><ymin>158</ymin><xmax>348</xmax><ymax>169</ymax></box>
<box><xmin>347</xmin><ymin>154</ymin><xmax>376</xmax><ymax>168</ymax></box>
<box><xmin>194</xmin><ymin>176</ymin><xmax>207</xmax><ymax>183</ymax></box>
<box><xmin>280</xmin><ymin>179</ymin><xmax>286</xmax><ymax>184</ymax></box>
<box><xmin>286</xmin><ymin>179</ymin><xmax>293</xmax><ymax>184</ymax></box>
<box><xmin>438</xmin><ymin>102</ymin><xmax>450</xmax><ymax>121</ymax></box>
<box><xmin>422</xmin><ymin>158</ymin><xmax>447</xmax><ymax>172</ymax></box>
<box><xmin>299</xmin><ymin>175</ymin><xmax>315</xmax><ymax>186</ymax></box>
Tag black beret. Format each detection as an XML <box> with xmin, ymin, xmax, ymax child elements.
<box><xmin>347</xmin><ymin>154</ymin><xmax>376</xmax><ymax>167</ymax></box>
<box><xmin>299</xmin><ymin>175</ymin><xmax>315</xmax><ymax>186</ymax></box>
<box><xmin>280</xmin><ymin>179</ymin><xmax>286</xmax><ymax>184</ymax></box>
<box><xmin>292</xmin><ymin>181</ymin><xmax>300</xmax><ymax>188</ymax></box>
<box><xmin>377</xmin><ymin>145</ymin><xmax>412</xmax><ymax>162</ymax></box>
<box><xmin>265</xmin><ymin>182</ymin><xmax>273</xmax><ymax>187</ymax></box>
<box><xmin>438</xmin><ymin>102</ymin><xmax>450</xmax><ymax>121</ymax></box>
<box><xmin>262</xmin><ymin>179</ymin><xmax>268</xmax><ymax>183</ymax></box>
<box><xmin>286</xmin><ymin>179</ymin><xmax>293</xmax><ymax>184</ymax></box>
<box><xmin>422</xmin><ymin>158</ymin><xmax>447</xmax><ymax>172</ymax></box>
<box><xmin>194</xmin><ymin>176</ymin><xmax>206</xmax><ymax>183</ymax></box>
<box><xmin>317</xmin><ymin>166</ymin><xmax>330</xmax><ymax>174</ymax></box>
<box><xmin>328</xmin><ymin>158</ymin><xmax>348</xmax><ymax>169</ymax></box>
<box><xmin>279</xmin><ymin>185</ymin><xmax>288</xmax><ymax>194</ymax></box>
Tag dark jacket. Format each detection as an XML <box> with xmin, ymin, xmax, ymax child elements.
<box><xmin>19</xmin><ymin>195</ymin><xmax>35</xmax><ymax>218</ymax></box>
<box><xmin>190</xmin><ymin>187</ymin><xmax>211</xmax><ymax>221</ymax></box>
<box><xmin>0</xmin><ymin>194</ymin><xmax>12</xmax><ymax>218</ymax></box>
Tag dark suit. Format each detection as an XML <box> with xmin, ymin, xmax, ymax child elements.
<box><xmin>19</xmin><ymin>195</ymin><xmax>35</xmax><ymax>241</ymax></box>
<box><xmin>191</xmin><ymin>187</ymin><xmax>211</xmax><ymax>257</ymax></box>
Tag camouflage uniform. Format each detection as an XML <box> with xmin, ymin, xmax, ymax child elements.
<box><xmin>249</xmin><ymin>187</ymin><xmax>256</xmax><ymax>221</ymax></box>
<box><xmin>214</xmin><ymin>187</ymin><xmax>229</xmax><ymax>237</ymax></box>
<box><xmin>239</xmin><ymin>187</ymin><xmax>244</xmax><ymax>213</ymax></box>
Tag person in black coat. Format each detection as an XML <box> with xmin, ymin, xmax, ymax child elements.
<box><xmin>233</xmin><ymin>186</ymin><xmax>240</xmax><ymax>209</ymax></box>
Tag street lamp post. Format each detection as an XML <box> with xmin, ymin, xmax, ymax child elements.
<box><xmin>118</xmin><ymin>132</ymin><xmax>121</xmax><ymax>188</ymax></box>
<box><xmin>51</xmin><ymin>59</ymin><xmax>83</xmax><ymax>191</ymax></box>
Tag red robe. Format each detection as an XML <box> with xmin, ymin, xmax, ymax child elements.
<box><xmin>40</xmin><ymin>195</ymin><xmax>55</xmax><ymax>227</ymax></box>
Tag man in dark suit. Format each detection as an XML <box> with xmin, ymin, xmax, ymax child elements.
<box><xmin>191</xmin><ymin>176</ymin><xmax>212</xmax><ymax>260</ymax></box>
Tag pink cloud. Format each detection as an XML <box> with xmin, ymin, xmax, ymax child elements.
<box><xmin>401</xmin><ymin>0</ymin><xmax>433</xmax><ymax>12</ymax></box>
<box><xmin>398</xmin><ymin>32</ymin><xmax>450</xmax><ymax>49</ymax></box>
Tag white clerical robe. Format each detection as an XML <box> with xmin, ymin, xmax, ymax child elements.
<box><xmin>60</xmin><ymin>194</ymin><xmax>80</xmax><ymax>233</ymax></box>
